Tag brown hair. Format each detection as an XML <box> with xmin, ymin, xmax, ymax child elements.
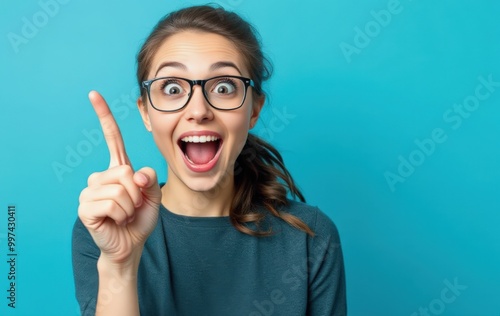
<box><xmin>136</xmin><ymin>5</ymin><xmax>314</xmax><ymax>237</ymax></box>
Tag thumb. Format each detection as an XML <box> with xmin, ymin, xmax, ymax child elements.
<box><xmin>133</xmin><ymin>167</ymin><xmax>162</xmax><ymax>204</ymax></box>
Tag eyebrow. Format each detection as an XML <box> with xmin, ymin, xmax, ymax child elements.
<box><xmin>154</xmin><ymin>61</ymin><xmax>242</xmax><ymax>77</ymax></box>
<box><xmin>155</xmin><ymin>62</ymin><xmax>187</xmax><ymax>77</ymax></box>
<box><xmin>209</xmin><ymin>61</ymin><xmax>242</xmax><ymax>75</ymax></box>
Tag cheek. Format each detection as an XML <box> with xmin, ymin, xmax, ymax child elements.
<box><xmin>224</xmin><ymin>112</ymin><xmax>252</xmax><ymax>156</ymax></box>
<box><xmin>148</xmin><ymin>114</ymin><xmax>177</xmax><ymax>152</ymax></box>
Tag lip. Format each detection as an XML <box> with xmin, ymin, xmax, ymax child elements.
<box><xmin>177</xmin><ymin>130</ymin><xmax>223</xmax><ymax>173</ymax></box>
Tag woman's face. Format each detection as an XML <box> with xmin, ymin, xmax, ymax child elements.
<box><xmin>138</xmin><ymin>30</ymin><xmax>263</xmax><ymax>193</ymax></box>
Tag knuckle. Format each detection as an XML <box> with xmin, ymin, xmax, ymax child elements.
<box><xmin>77</xmin><ymin>204</ymin><xmax>85</xmax><ymax>218</ymax></box>
<box><xmin>116</xmin><ymin>165</ymin><xmax>134</xmax><ymax>178</ymax></box>
<box><xmin>78</xmin><ymin>188</ymin><xmax>89</xmax><ymax>203</ymax></box>
<box><xmin>104</xmin><ymin>199</ymin><xmax>118</xmax><ymax>211</ymax></box>
<box><xmin>110</xmin><ymin>184</ymin><xmax>127</xmax><ymax>198</ymax></box>
<box><xmin>87</xmin><ymin>172</ymin><xmax>101</xmax><ymax>186</ymax></box>
<box><xmin>77</xmin><ymin>204</ymin><xmax>92</xmax><ymax>223</ymax></box>
<box><xmin>107</xmin><ymin>201</ymin><xmax>127</xmax><ymax>221</ymax></box>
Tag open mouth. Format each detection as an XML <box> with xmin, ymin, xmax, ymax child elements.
<box><xmin>178</xmin><ymin>133</ymin><xmax>223</xmax><ymax>172</ymax></box>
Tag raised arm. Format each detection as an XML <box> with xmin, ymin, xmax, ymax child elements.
<box><xmin>77</xmin><ymin>91</ymin><xmax>162</xmax><ymax>315</ymax></box>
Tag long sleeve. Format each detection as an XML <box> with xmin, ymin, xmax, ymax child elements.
<box><xmin>71</xmin><ymin>202</ymin><xmax>347</xmax><ymax>315</ymax></box>
<box><xmin>306</xmin><ymin>208</ymin><xmax>347</xmax><ymax>315</ymax></box>
<box><xmin>72</xmin><ymin>218</ymin><xmax>99</xmax><ymax>316</ymax></box>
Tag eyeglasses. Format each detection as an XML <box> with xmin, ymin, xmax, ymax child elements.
<box><xmin>141</xmin><ymin>75</ymin><xmax>255</xmax><ymax>112</ymax></box>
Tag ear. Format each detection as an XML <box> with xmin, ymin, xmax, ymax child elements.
<box><xmin>137</xmin><ymin>96</ymin><xmax>152</xmax><ymax>131</ymax></box>
<box><xmin>249</xmin><ymin>95</ymin><xmax>265</xmax><ymax>129</ymax></box>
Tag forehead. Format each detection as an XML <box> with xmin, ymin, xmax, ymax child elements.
<box><xmin>149</xmin><ymin>30</ymin><xmax>247</xmax><ymax>78</ymax></box>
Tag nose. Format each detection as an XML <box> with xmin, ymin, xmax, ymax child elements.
<box><xmin>184</xmin><ymin>84</ymin><xmax>214</xmax><ymax>123</ymax></box>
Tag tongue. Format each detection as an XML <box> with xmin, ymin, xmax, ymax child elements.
<box><xmin>185</xmin><ymin>142</ymin><xmax>218</xmax><ymax>164</ymax></box>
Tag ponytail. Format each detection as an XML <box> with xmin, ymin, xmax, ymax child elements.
<box><xmin>229</xmin><ymin>134</ymin><xmax>315</xmax><ymax>237</ymax></box>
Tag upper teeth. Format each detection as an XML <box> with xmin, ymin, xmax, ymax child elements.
<box><xmin>181</xmin><ymin>135</ymin><xmax>219</xmax><ymax>143</ymax></box>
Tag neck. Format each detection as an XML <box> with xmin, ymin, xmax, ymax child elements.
<box><xmin>161</xmin><ymin>170</ymin><xmax>234</xmax><ymax>217</ymax></box>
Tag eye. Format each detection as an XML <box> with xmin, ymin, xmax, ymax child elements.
<box><xmin>161</xmin><ymin>80</ymin><xmax>185</xmax><ymax>95</ymax></box>
<box><xmin>212</xmin><ymin>80</ymin><xmax>237</xmax><ymax>95</ymax></box>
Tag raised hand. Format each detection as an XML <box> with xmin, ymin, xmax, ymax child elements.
<box><xmin>78</xmin><ymin>91</ymin><xmax>161</xmax><ymax>265</ymax></box>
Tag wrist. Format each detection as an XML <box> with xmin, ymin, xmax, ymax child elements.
<box><xmin>97</xmin><ymin>246</ymin><xmax>143</xmax><ymax>278</ymax></box>
<box><xmin>95</xmin><ymin>250</ymin><xmax>142</xmax><ymax>316</ymax></box>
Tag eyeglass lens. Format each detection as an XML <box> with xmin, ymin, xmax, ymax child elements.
<box><xmin>148</xmin><ymin>77</ymin><xmax>246</xmax><ymax>111</ymax></box>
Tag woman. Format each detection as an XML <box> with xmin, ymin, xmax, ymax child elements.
<box><xmin>73</xmin><ymin>5</ymin><xmax>346</xmax><ymax>315</ymax></box>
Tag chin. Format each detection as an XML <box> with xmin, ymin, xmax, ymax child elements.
<box><xmin>184</xmin><ymin>167</ymin><xmax>232</xmax><ymax>193</ymax></box>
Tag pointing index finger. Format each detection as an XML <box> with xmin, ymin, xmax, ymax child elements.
<box><xmin>89</xmin><ymin>90</ymin><xmax>130</xmax><ymax>168</ymax></box>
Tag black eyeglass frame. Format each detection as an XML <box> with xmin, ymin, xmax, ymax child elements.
<box><xmin>141</xmin><ymin>75</ymin><xmax>255</xmax><ymax>112</ymax></box>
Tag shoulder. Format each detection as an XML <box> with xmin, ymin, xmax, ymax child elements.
<box><xmin>280</xmin><ymin>199</ymin><xmax>341</xmax><ymax>238</ymax></box>
<box><xmin>283</xmin><ymin>201</ymin><xmax>347</xmax><ymax>314</ymax></box>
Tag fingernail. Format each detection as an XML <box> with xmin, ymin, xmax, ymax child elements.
<box><xmin>138</xmin><ymin>173</ymin><xmax>148</xmax><ymax>185</ymax></box>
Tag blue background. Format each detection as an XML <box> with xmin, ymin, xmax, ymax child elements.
<box><xmin>1</xmin><ymin>0</ymin><xmax>499</xmax><ymax>315</ymax></box>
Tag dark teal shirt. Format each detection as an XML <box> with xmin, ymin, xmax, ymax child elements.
<box><xmin>72</xmin><ymin>200</ymin><xmax>346</xmax><ymax>315</ymax></box>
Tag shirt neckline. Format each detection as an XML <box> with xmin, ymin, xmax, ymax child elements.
<box><xmin>159</xmin><ymin>203</ymin><xmax>233</xmax><ymax>228</ymax></box>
